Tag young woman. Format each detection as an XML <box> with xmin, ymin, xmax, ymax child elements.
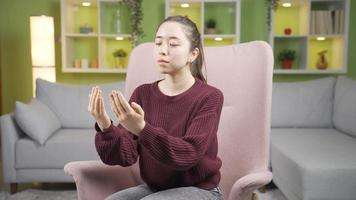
<box><xmin>88</xmin><ymin>15</ymin><xmax>224</xmax><ymax>200</ymax></box>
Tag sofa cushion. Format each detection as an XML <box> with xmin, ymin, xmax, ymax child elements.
<box><xmin>271</xmin><ymin>128</ymin><xmax>356</xmax><ymax>200</ymax></box>
<box><xmin>333</xmin><ymin>76</ymin><xmax>356</xmax><ymax>138</ymax></box>
<box><xmin>36</xmin><ymin>79</ymin><xmax>125</xmax><ymax>128</ymax></box>
<box><xmin>271</xmin><ymin>77</ymin><xmax>335</xmax><ymax>128</ymax></box>
<box><xmin>16</xmin><ymin>128</ymin><xmax>99</xmax><ymax>169</ymax></box>
<box><xmin>15</xmin><ymin>99</ymin><xmax>61</xmax><ymax>145</ymax></box>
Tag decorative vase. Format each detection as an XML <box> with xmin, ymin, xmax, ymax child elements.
<box><xmin>316</xmin><ymin>50</ymin><xmax>328</xmax><ymax>70</ymax></box>
<box><xmin>90</xmin><ymin>58</ymin><xmax>98</xmax><ymax>68</ymax></box>
<box><xmin>114</xmin><ymin>57</ymin><xmax>125</xmax><ymax>68</ymax></box>
<box><xmin>206</xmin><ymin>28</ymin><xmax>217</xmax><ymax>34</ymax></box>
<box><xmin>282</xmin><ymin>59</ymin><xmax>293</xmax><ymax>69</ymax></box>
<box><xmin>284</xmin><ymin>28</ymin><xmax>292</xmax><ymax>35</ymax></box>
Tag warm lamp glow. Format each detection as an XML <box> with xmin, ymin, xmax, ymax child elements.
<box><xmin>32</xmin><ymin>68</ymin><xmax>56</xmax><ymax>87</ymax></box>
<box><xmin>181</xmin><ymin>3</ymin><xmax>190</xmax><ymax>8</ymax></box>
<box><xmin>82</xmin><ymin>2</ymin><xmax>91</xmax><ymax>7</ymax></box>
<box><xmin>282</xmin><ymin>2</ymin><xmax>292</xmax><ymax>7</ymax></box>
<box><xmin>30</xmin><ymin>16</ymin><xmax>55</xmax><ymax>67</ymax></box>
<box><xmin>30</xmin><ymin>15</ymin><xmax>56</xmax><ymax>96</ymax></box>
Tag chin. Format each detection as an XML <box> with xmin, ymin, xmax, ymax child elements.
<box><xmin>157</xmin><ymin>64</ymin><xmax>169</xmax><ymax>71</ymax></box>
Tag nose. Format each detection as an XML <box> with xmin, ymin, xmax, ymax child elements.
<box><xmin>159</xmin><ymin>43</ymin><xmax>168</xmax><ymax>55</ymax></box>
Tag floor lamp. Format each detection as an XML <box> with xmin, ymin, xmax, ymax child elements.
<box><xmin>30</xmin><ymin>15</ymin><xmax>56</xmax><ymax>97</ymax></box>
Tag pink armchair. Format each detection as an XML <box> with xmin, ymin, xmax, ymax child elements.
<box><xmin>64</xmin><ymin>41</ymin><xmax>273</xmax><ymax>200</ymax></box>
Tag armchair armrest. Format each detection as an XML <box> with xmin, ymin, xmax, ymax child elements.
<box><xmin>64</xmin><ymin>160</ymin><xmax>137</xmax><ymax>200</ymax></box>
<box><xmin>0</xmin><ymin>113</ymin><xmax>24</xmax><ymax>182</ymax></box>
<box><xmin>227</xmin><ymin>171</ymin><xmax>272</xmax><ymax>200</ymax></box>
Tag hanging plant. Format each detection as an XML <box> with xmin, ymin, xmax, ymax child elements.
<box><xmin>121</xmin><ymin>0</ymin><xmax>144</xmax><ymax>47</ymax></box>
<box><xmin>265</xmin><ymin>0</ymin><xmax>280</xmax><ymax>31</ymax></box>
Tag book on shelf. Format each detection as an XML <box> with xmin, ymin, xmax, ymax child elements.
<box><xmin>310</xmin><ymin>9</ymin><xmax>344</xmax><ymax>35</ymax></box>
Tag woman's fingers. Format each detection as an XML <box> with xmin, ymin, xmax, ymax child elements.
<box><xmin>88</xmin><ymin>87</ymin><xmax>95</xmax><ymax>111</ymax></box>
<box><xmin>112</xmin><ymin>91</ymin><xmax>125</xmax><ymax>114</ymax></box>
<box><xmin>92</xmin><ymin>88</ymin><xmax>98</xmax><ymax>113</ymax></box>
<box><xmin>110</xmin><ymin>95</ymin><xmax>121</xmax><ymax>118</ymax></box>
<box><xmin>91</xmin><ymin>87</ymin><xmax>99</xmax><ymax>112</ymax></box>
<box><xmin>117</xmin><ymin>91</ymin><xmax>132</xmax><ymax>113</ymax></box>
<box><xmin>131</xmin><ymin>102</ymin><xmax>144</xmax><ymax>116</ymax></box>
<box><xmin>94</xmin><ymin>89</ymin><xmax>102</xmax><ymax>114</ymax></box>
<box><xmin>98</xmin><ymin>96</ymin><xmax>102</xmax><ymax>115</ymax></box>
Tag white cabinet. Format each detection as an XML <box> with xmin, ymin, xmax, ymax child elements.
<box><xmin>269</xmin><ymin>0</ymin><xmax>350</xmax><ymax>74</ymax></box>
<box><xmin>61</xmin><ymin>0</ymin><xmax>133</xmax><ymax>73</ymax></box>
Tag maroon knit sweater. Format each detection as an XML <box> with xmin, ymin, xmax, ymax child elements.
<box><xmin>95</xmin><ymin>78</ymin><xmax>224</xmax><ymax>191</ymax></box>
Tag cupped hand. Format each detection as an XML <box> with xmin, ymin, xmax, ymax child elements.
<box><xmin>88</xmin><ymin>86</ymin><xmax>111</xmax><ymax>130</ymax></box>
<box><xmin>109</xmin><ymin>90</ymin><xmax>145</xmax><ymax>136</ymax></box>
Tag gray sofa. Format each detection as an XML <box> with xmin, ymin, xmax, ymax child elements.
<box><xmin>0</xmin><ymin>79</ymin><xmax>125</xmax><ymax>193</ymax></box>
<box><xmin>1</xmin><ymin>76</ymin><xmax>356</xmax><ymax>198</ymax></box>
<box><xmin>271</xmin><ymin>76</ymin><xmax>356</xmax><ymax>200</ymax></box>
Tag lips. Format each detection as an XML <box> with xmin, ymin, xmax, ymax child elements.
<box><xmin>157</xmin><ymin>59</ymin><xmax>169</xmax><ymax>63</ymax></box>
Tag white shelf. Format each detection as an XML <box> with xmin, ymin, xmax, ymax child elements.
<box><xmin>100</xmin><ymin>34</ymin><xmax>132</xmax><ymax>38</ymax></box>
<box><xmin>203</xmin><ymin>34</ymin><xmax>236</xmax><ymax>38</ymax></box>
<box><xmin>274</xmin><ymin>69</ymin><xmax>347</xmax><ymax>74</ymax></box>
<box><xmin>274</xmin><ymin>35</ymin><xmax>308</xmax><ymax>38</ymax></box>
<box><xmin>66</xmin><ymin>33</ymin><xmax>98</xmax><ymax>37</ymax></box>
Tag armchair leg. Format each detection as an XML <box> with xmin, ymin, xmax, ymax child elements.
<box><xmin>258</xmin><ymin>186</ymin><xmax>267</xmax><ymax>193</ymax></box>
<box><xmin>10</xmin><ymin>183</ymin><xmax>18</xmax><ymax>194</ymax></box>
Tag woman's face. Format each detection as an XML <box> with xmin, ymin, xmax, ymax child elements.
<box><xmin>154</xmin><ymin>21</ymin><xmax>197</xmax><ymax>74</ymax></box>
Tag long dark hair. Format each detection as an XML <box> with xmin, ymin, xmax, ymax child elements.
<box><xmin>157</xmin><ymin>15</ymin><xmax>207</xmax><ymax>83</ymax></box>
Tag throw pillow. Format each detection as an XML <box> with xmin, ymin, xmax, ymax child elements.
<box><xmin>15</xmin><ymin>99</ymin><xmax>61</xmax><ymax>145</ymax></box>
<box><xmin>36</xmin><ymin>79</ymin><xmax>125</xmax><ymax>128</ymax></box>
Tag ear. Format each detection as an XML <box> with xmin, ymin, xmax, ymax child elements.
<box><xmin>189</xmin><ymin>47</ymin><xmax>200</xmax><ymax>63</ymax></box>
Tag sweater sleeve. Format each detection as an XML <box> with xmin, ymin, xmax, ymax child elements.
<box><xmin>137</xmin><ymin>90</ymin><xmax>224</xmax><ymax>171</ymax></box>
<box><xmin>94</xmin><ymin>87</ymin><xmax>141</xmax><ymax>167</ymax></box>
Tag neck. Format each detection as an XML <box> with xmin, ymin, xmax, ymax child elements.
<box><xmin>159</xmin><ymin>68</ymin><xmax>196</xmax><ymax>95</ymax></box>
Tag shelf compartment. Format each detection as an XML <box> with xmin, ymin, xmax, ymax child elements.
<box><xmin>203</xmin><ymin>36</ymin><xmax>235</xmax><ymax>47</ymax></box>
<box><xmin>100</xmin><ymin>1</ymin><xmax>132</xmax><ymax>34</ymax></box>
<box><xmin>204</xmin><ymin>2</ymin><xmax>236</xmax><ymax>35</ymax></box>
<box><xmin>63</xmin><ymin>0</ymin><xmax>98</xmax><ymax>34</ymax></box>
<box><xmin>310</xmin><ymin>1</ymin><xmax>346</xmax><ymax>35</ymax></box>
<box><xmin>274</xmin><ymin>0</ymin><xmax>309</xmax><ymax>36</ymax></box>
<box><xmin>308</xmin><ymin>36</ymin><xmax>344</xmax><ymax>71</ymax></box>
<box><xmin>169</xmin><ymin>1</ymin><xmax>202</xmax><ymax>33</ymax></box>
<box><xmin>100</xmin><ymin>37</ymin><xmax>132</xmax><ymax>69</ymax></box>
<box><xmin>273</xmin><ymin>37</ymin><xmax>307</xmax><ymax>70</ymax></box>
<box><xmin>64</xmin><ymin>37</ymin><xmax>98</xmax><ymax>69</ymax></box>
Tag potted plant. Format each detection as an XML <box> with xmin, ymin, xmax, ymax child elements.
<box><xmin>277</xmin><ymin>49</ymin><xmax>296</xmax><ymax>69</ymax></box>
<box><xmin>205</xmin><ymin>19</ymin><xmax>217</xmax><ymax>34</ymax></box>
<box><xmin>113</xmin><ymin>49</ymin><xmax>127</xmax><ymax>68</ymax></box>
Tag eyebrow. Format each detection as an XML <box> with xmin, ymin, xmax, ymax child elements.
<box><xmin>155</xmin><ymin>36</ymin><xmax>181</xmax><ymax>40</ymax></box>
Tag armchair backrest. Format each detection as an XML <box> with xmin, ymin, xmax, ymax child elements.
<box><xmin>124</xmin><ymin>42</ymin><xmax>273</xmax><ymax>198</ymax></box>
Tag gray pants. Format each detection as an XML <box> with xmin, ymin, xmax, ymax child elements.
<box><xmin>105</xmin><ymin>184</ymin><xmax>223</xmax><ymax>200</ymax></box>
